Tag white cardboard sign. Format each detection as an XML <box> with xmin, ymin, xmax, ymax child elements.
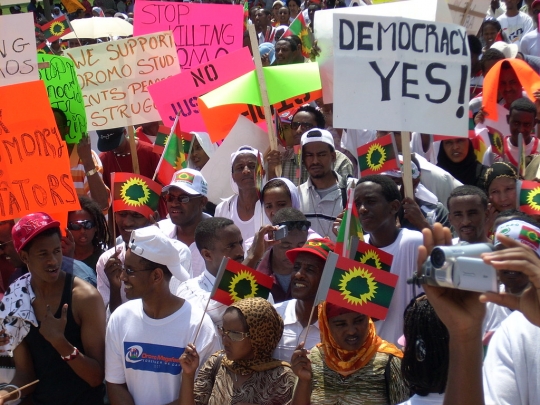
<box><xmin>333</xmin><ymin>14</ymin><xmax>470</xmax><ymax>137</ymax></box>
<box><xmin>0</xmin><ymin>13</ymin><xmax>39</xmax><ymax>87</ymax></box>
<box><xmin>64</xmin><ymin>31</ymin><xmax>181</xmax><ymax>131</ymax></box>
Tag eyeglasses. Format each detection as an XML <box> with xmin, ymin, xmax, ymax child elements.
<box><xmin>217</xmin><ymin>326</ymin><xmax>250</xmax><ymax>342</ymax></box>
<box><xmin>164</xmin><ymin>194</ymin><xmax>203</xmax><ymax>204</ymax></box>
<box><xmin>291</xmin><ymin>122</ymin><xmax>315</xmax><ymax>131</ymax></box>
<box><xmin>67</xmin><ymin>220</ymin><xmax>95</xmax><ymax>231</ymax></box>
<box><xmin>121</xmin><ymin>266</ymin><xmax>155</xmax><ymax>276</ymax></box>
<box><xmin>278</xmin><ymin>220</ymin><xmax>311</xmax><ymax>232</ymax></box>
<box><xmin>0</xmin><ymin>240</ymin><xmax>12</xmax><ymax>249</ymax></box>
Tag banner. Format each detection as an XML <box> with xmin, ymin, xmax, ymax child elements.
<box><xmin>134</xmin><ymin>1</ymin><xmax>243</xmax><ymax>70</ymax></box>
<box><xmin>0</xmin><ymin>13</ymin><xmax>39</xmax><ymax>87</ymax></box>
<box><xmin>333</xmin><ymin>14</ymin><xmax>469</xmax><ymax>136</ymax></box>
<box><xmin>149</xmin><ymin>47</ymin><xmax>254</xmax><ymax>130</ymax></box>
<box><xmin>64</xmin><ymin>31</ymin><xmax>180</xmax><ymax>131</ymax></box>
<box><xmin>38</xmin><ymin>54</ymin><xmax>87</xmax><ymax>144</ymax></box>
<box><xmin>0</xmin><ymin>80</ymin><xmax>80</xmax><ymax>220</ymax></box>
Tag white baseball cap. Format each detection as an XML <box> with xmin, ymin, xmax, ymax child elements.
<box><xmin>300</xmin><ymin>128</ymin><xmax>335</xmax><ymax>149</ymax></box>
<box><xmin>491</xmin><ymin>41</ymin><xmax>518</xmax><ymax>59</ymax></box>
<box><xmin>128</xmin><ymin>226</ymin><xmax>189</xmax><ymax>282</ymax></box>
<box><xmin>162</xmin><ymin>168</ymin><xmax>208</xmax><ymax>196</ymax></box>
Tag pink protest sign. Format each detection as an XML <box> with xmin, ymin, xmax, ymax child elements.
<box><xmin>148</xmin><ymin>46</ymin><xmax>254</xmax><ymax>130</ymax></box>
<box><xmin>134</xmin><ymin>0</ymin><xmax>244</xmax><ymax>70</ymax></box>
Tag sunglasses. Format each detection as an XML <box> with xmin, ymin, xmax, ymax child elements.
<box><xmin>121</xmin><ymin>266</ymin><xmax>155</xmax><ymax>276</ymax></box>
<box><xmin>218</xmin><ymin>326</ymin><xmax>250</xmax><ymax>342</ymax></box>
<box><xmin>291</xmin><ymin>122</ymin><xmax>315</xmax><ymax>131</ymax></box>
<box><xmin>277</xmin><ymin>220</ymin><xmax>311</xmax><ymax>232</ymax></box>
<box><xmin>67</xmin><ymin>220</ymin><xmax>95</xmax><ymax>231</ymax></box>
<box><xmin>0</xmin><ymin>240</ymin><xmax>12</xmax><ymax>249</ymax></box>
<box><xmin>164</xmin><ymin>194</ymin><xmax>203</xmax><ymax>204</ymax></box>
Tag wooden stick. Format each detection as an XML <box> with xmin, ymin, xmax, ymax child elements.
<box><xmin>297</xmin><ymin>305</ymin><xmax>316</xmax><ymax>346</ymax></box>
<box><xmin>38</xmin><ymin>62</ymin><xmax>50</xmax><ymax>69</ymax></box>
<box><xmin>448</xmin><ymin>3</ymin><xmax>485</xmax><ymax>19</ymax></box>
<box><xmin>127</xmin><ymin>126</ymin><xmax>140</xmax><ymax>175</ymax></box>
<box><xmin>192</xmin><ymin>294</ymin><xmax>213</xmax><ymax>345</ymax></box>
<box><xmin>459</xmin><ymin>1</ymin><xmax>472</xmax><ymax>26</ymax></box>
<box><xmin>0</xmin><ymin>380</ymin><xmax>39</xmax><ymax>400</ymax></box>
<box><xmin>400</xmin><ymin>131</ymin><xmax>414</xmax><ymax>200</ymax></box>
<box><xmin>110</xmin><ymin>173</ymin><xmax>117</xmax><ymax>249</ymax></box>
<box><xmin>247</xmin><ymin>24</ymin><xmax>282</xmax><ymax>177</ymax></box>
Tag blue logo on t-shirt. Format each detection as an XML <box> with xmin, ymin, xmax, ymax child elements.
<box><xmin>124</xmin><ymin>342</ymin><xmax>185</xmax><ymax>375</ymax></box>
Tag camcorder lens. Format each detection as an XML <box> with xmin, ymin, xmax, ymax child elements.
<box><xmin>430</xmin><ymin>248</ymin><xmax>446</xmax><ymax>268</ymax></box>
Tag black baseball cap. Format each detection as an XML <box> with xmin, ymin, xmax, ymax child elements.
<box><xmin>96</xmin><ymin>127</ymin><xmax>125</xmax><ymax>152</ymax></box>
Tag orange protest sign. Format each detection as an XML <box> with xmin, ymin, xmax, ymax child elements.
<box><xmin>200</xmin><ymin>90</ymin><xmax>323</xmax><ymax>143</ymax></box>
<box><xmin>482</xmin><ymin>59</ymin><xmax>540</xmax><ymax>122</ymax></box>
<box><xmin>0</xmin><ymin>80</ymin><xmax>80</xmax><ymax>221</ymax></box>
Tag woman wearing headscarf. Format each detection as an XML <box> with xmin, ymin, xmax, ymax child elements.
<box><xmin>437</xmin><ymin>138</ymin><xmax>488</xmax><ymax>191</ymax></box>
<box><xmin>484</xmin><ymin>162</ymin><xmax>519</xmax><ymax>234</ymax></box>
<box><xmin>215</xmin><ymin>146</ymin><xmax>265</xmax><ymax>243</ymax></box>
<box><xmin>179</xmin><ymin>298</ymin><xmax>296</xmax><ymax>405</ymax></box>
<box><xmin>188</xmin><ymin>132</ymin><xmax>217</xmax><ymax>171</ymax></box>
<box><xmin>291</xmin><ymin>302</ymin><xmax>409</xmax><ymax>405</ymax></box>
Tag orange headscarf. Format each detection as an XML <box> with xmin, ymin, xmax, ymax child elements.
<box><xmin>317</xmin><ymin>302</ymin><xmax>403</xmax><ymax>377</ymax></box>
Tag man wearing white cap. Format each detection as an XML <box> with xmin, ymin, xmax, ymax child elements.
<box><xmin>380</xmin><ymin>155</ymin><xmax>450</xmax><ymax>232</ymax></box>
<box><xmin>497</xmin><ymin>0</ymin><xmax>534</xmax><ymax>45</ymax></box>
<box><xmin>159</xmin><ymin>169</ymin><xmax>210</xmax><ymax>278</ymax></box>
<box><xmin>105</xmin><ymin>226</ymin><xmax>219</xmax><ymax>405</ymax></box>
<box><xmin>298</xmin><ymin>128</ymin><xmax>356</xmax><ymax>242</ymax></box>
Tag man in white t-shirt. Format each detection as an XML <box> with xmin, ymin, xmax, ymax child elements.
<box><xmin>105</xmin><ymin>226</ymin><xmax>219</xmax><ymax>405</ymax></box>
<box><xmin>519</xmin><ymin>0</ymin><xmax>540</xmax><ymax>55</ymax></box>
<box><xmin>498</xmin><ymin>0</ymin><xmax>534</xmax><ymax>45</ymax></box>
<box><xmin>159</xmin><ymin>168</ymin><xmax>211</xmax><ymax>279</ymax></box>
<box><xmin>273</xmin><ymin>238</ymin><xmax>335</xmax><ymax>362</ymax></box>
<box><xmin>354</xmin><ymin>175</ymin><xmax>423</xmax><ymax>344</ymax></box>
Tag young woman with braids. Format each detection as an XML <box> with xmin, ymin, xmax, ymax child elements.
<box><xmin>67</xmin><ymin>196</ymin><xmax>111</xmax><ymax>272</ymax></box>
<box><xmin>398</xmin><ymin>294</ymin><xmax>449</xmax><ymax>405</ymax></box>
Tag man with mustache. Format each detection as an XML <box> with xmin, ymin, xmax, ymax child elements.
<box><xmin>298</xmin><ymin>129</ymin><xmax>355</xmax><ymax>242</ymax></box>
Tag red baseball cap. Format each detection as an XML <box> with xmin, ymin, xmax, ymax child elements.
<box><xmin>286</xmin><ymin>238</ymin><xmax>334</xmax><ymax>263</ymax></box>
<box><xmin>12</xmin><ymin>212</ymin><xmax>60</xmax><ymax>253</ymax></box>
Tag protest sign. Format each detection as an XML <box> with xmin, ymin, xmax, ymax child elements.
<box><xmin>201</xmin><ymin>115</ymin><xmax>269</xmax><ymax>205</ymax></box>
<box><xmin>64</xmin><ymin>31</ymin><xmax>180</xmax><ymax>131</ymax></box>
<box><xmin>314</xmin><ymin>0</ymin><xmax>453</xmax><ymax>103</ymax></box>
<box><xmin>0</xmin><ymin>13</ymin><xmax>39</xmax><ymax>87</ymax></box>
<box><xmin>448</xmin><ymin>0</ymin><xmax>489</xmax><ymax>35</ymax></box>
<box><xmin>333</xmin><ymin>14</ymin><xmax>470</xmax><ymax>136</ymax></box>
<box><xmin>38</xmin><ymin>54</ymin><xmax>87</xmax><ymax>144</ymax></box>
<box><xmin>134</xmin><ymin>0</ymin><xmax>243</xmax><ymax>70</ymax></box>
<box><xmin>0</xmin><ymin>80</ymin><xmax>80</xmax><ymax>220</ymax></box>
<box><xmin>149</xmin><ymin>46</ymin><xmax>254</xmax><ymax>130</ymax></box>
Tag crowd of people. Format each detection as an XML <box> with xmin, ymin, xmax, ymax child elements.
<box><xmin>1</xmin><ymin>0</ymin><xmax>540</xmax><ymax>404</ymax></box>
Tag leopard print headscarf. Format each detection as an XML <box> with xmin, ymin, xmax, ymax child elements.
<box><xmin>221</xmin><ymin>297</ymin><xmax>290</xmax><ymax>375</ymax></box>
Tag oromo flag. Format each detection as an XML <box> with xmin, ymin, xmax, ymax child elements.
<box><xmin>357</xmin><ymin>133</ymin><xmax>398</xmax><ymax>177</ymax></box>
<box><xmin>112</xmin><ymin>172</ymin><xmax>161</xmax><ymax>217</ymax></box>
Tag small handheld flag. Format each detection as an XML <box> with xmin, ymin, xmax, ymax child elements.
<box><xmin>350</xmin><ymin>240</ymin><xmax>393</xmax><ymax>272</ymax></box>
<box><xmin>357</xmin><ymin>134</ymin><xmax>399</xmax><ymax>177</ymax></box>
<box><xmin>111</xmin><ymin>172</ymin><xmax>162</xmax><ymax>217</ymax></box>
<box><xmin>281</xmin><ymin>12</ymin><xmax>313</xmax><ymax>59</ymax></box>
<box><xmin>313</xmin><ymin>252</ymin><xmax>398</xmax><ymax>320</ymax></box>
<box><xmin>335</xmin><ymin>188</ymin><xmax>364</xmax><ymax>257</ymax></box>
<box><xmin>517</xmin><ymin>179</ymin><xmax>540</xmax><ymax>215</ymax></box>
<box><xmin>486</xmin><ymin>125</ymin><xmax>505</xmax><ymax>158</ymax></box>
<box><xmin>41</xmin><ymin>15</ymin><xmax>73</xmax><ymax>42</ymax></box>
<box><xmin>518</xmin><ymin>133</ymin><xmax>526</xmax><ymax>177</ymax></box>
<box><xmin>211</xmin><ymin>258</ymin><xmax>273</xmax><ymax>306</ymax></box>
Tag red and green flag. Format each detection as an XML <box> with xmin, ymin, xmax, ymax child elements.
<box><xmin>335</xmin><ymin>188</ymin><xmax>364</xmax><ymax>257</ymax></box>
<box><xmin>519</xmin><ymin>224</ymin><xmax>540</xmax><ymax>249</ymax></box>
<box><xmin>211</xmin><ymin>258</ymin><xmax>274</xmax><ymax>306</ymax></box>
<box><xmin>357</xmin><ymin>133</ymin><xmax>398</xmax><ymax>177</ymax></box>
<box><xmin>243</xmin><ymin>1</ymin><xmax>249</xmax><ymax>32</ymax></box>
<box><xmin>41</xmin><ymin>15</ymin><xmax>72</xmax><ymax>42</ymax></box>
<box><xmin>37</xmin><ymin>43</ymin><xmax>53</xmax><ymax>54</ymax></box>
<box><xmin>111</xmin><ymin>172</ymin><xmax>162</xmax><ymax>217</ymax></box>
<box><xmin>314</xmin><ymin>252</ymin><xmax>398</xmax><ymax>320</ymax></box>
<box><xmin>154</xmin><ymin>125</ymin><xmax>194</xmax><ymax>185</ymax></box>
<box><xmin>518</xmin><ymin>180</ymin><xmax>540</xmax><ymax>216</ymax></box>
<box><xmin>294</xmin><ymin>144</ymin><xmax>302</xmax><ymax>185</ymax></box>
<box><xmin>351</xmin><ymin>240</ymin><xmax>393</xmax><ymax>272</ymax></box>
<box><xmin>486</xmin><ymin>125</ymin><xmax>505</xmax><ymax>157</ymax></box>
<box><xmin>153</xmin><ymin>125</ymin><xmax>172</xmax><ymax>155</ymax></box>
<box><xmin>470</xmin><ymin>135</ymin><xmax>487</xmax><ymax>164</ymax></box>
<box><xmin>255</xmin><ymin>151</ymin><xmax>264</xmax><ymax>199</ymax></box>
<box><xmin>282</xmin><ymin>12</ymin><xmax>313</xmax><ymax>59</ymax></box>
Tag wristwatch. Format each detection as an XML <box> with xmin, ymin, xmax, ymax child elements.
<box><xmin>86</xmin><ymin>168</ymin><xmax>99</xmax><ymax>177</ymax></box>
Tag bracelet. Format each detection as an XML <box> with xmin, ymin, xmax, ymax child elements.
<box><xmin>61</xmin><ymin>347</ymin><xmax>79</xmax><ymax>362</ymax></box>
<box><xmin>85</xmin><ymin>168</ymin><xmax>99</xmax><ymax>177</ymax></box>
<box><xmin>3</xmin><ymin>384</ymin><xmax>21</xmax><ymax>400</ymax></box>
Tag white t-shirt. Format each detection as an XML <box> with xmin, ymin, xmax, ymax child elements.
<box><xmin>215</xmin><ymin>194</ymin><xmax>265</xmax><ymax>245</ymax></box>
<box><xmin>105</xmin><ymin>299</ymin><xmax>220</xmax><ymax>405</ymax></box>
<box><xmin>520</xmin><ymin>30</ymin><xmax>540</xmax><ymax>56</ymax></box>
<box><xmin>365</xmin><ymin>228</ymin><xmax>424</xmax><ymax>344</ymax></box>
<box><xmin>497</xmin><ymin>12</ymin><xmax>534</xmax><ymax>45</ymax></box>
<box><xmin>482</xmin><ymin>136</ymin><xmax>540</xmax><ymax>167</ymax></box>
<box><xmin>398</xmin><ymin>393</ymin><xmax>445</xmax><ymax>405</ymax></box>
<box><xmin>273</xmin><ymin>299</ymin><xmax>320</xmax><ymax>363</ymax></box>
<box><xmin>483</xmin><ymin>311</ymin><xmax>540</xmax><ymax>405</ymax></box>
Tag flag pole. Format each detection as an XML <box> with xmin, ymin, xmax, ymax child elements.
<box><xmin>110</xmin><ymin>172</ymin><xmax>117</xmax><ymax>249</ymax></box>
<box><xmin>127</xmin><ymin>126</ymin><xmax>140</xmax><ymax>175</ymax></box>
<box><xmin>247</xmin><ymin>24</ymin><xmax>282</xmax><ymax>177</ymax></box>
<box><xmin>297</xmin><ymin>305</ymin><xmax>316</xmax><ymax>346</ymax></box>
<box><xmin>191</xmin><ymin>257</ymin><xmax>227</xmax><ymax>345</ymax></box>
<box><xmin>400</xmin><ymin>132</ymin><xmax>414</xmax><ymax>200</ymax></box>
<box><xmin>153</xmin><ymin>113</ymin><xmax>180</xmax><ymax>181</ymax></box>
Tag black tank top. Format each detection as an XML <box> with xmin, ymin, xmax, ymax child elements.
<box><xmin>25</xmin><ymin>273</ymin><xmax>105</xmax><ymax>405</ymax></box>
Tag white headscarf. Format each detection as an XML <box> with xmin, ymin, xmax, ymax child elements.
<box><xmin>188</xmin><ymin>132</ymin><xmax>217</xmax><ymax>171</ymax></box>
<box><xmin>230</xmin><ymin>145</ymin><xmax>264</xmax><ymax>194</ymax></box>
<box><xmin>262</xmin><ymin>177</ymin><xmax>300</xmax><ymax>209</ymax></box>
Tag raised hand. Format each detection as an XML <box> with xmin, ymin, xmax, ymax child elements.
<box><xmin>291</xmin><ymin>342</ymin><xmax>312</xmax><ymax>382</ymax></box>
<box><xmin>179</xmin><ymin>343</ymin><xmax>200</xmax><ymax>377</ymax></box>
